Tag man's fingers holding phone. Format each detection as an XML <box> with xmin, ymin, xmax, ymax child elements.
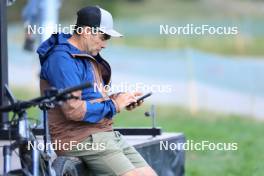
<box><xmin>132</xmin><ymin>91</ymin><xmax>143</xmax><ymax>97</ymax></box>
<box><xmin>111</xmin><ymin>92</ymin><xmax>151</xmax><ymax>112</ymax></box>
<box><xmin>126</xmin><ymin>92</ymin><xmax>152</xmax><ymax>111</ymax></box>
<box><xmin>126</xmin><ymin>99</ymin><xmax>144</xmax><ymax>111</ymax></box>
<box><xmin>111</xmin><ymin>92</ymin><xmax>137</xmax><ymax>111</ymax></box>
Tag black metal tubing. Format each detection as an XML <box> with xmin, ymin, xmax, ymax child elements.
<box><xmin>0</xmin><ymin>128</ymin><xmax>18</xmax><ymax>140</ymax></box>
<box><xmin>0</xmin><ymin>0</ymin><xmax>9</xmax><ymax>129</ymax></box>
<box><xmin>0</xmin><ymin>127</ymin><xmax>162</xmax><ymax>140</ymax></box>
<box><xmin>115</xmin><ymin>128</ymin><xmax>162</xmax><ymax>136</ymax></box>
<box><xmin>0</xmin><ymin>82</ymin><xmax>91</xmax><ymax>113</ymax></box>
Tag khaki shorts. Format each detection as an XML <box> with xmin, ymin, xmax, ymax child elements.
<box><xmin>64</xmin><ymin>131</ymin><xmax>148</xmax><ymax>176</ymax></box>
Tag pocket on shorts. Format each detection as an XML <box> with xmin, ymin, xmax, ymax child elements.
<box><xmin>92</xmin><ymin>132</ymin><xmax>120</xmax><ymax>152</ymax></box>
<box><xmin>91</xmin><ymin>132</ymin><xmax>114</xmax><ymax>143</ymax></box>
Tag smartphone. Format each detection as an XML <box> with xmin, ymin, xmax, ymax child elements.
<box><xmin>127</xmin><ymin>92</ymin><xmax>152</xmax><ymax>107</ymax></box>
<box><xmin>136</xmin><ymin>92</ymin><xmax>152</xmax><ymax>102</ymax></box>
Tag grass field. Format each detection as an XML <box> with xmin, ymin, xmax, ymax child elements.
<box><xmin>114</xmin><ymin>104</ymin><xmax>264</xmax><ymax>176</ymax></box>
<box><xmin>10</xmin><ymin>88</ymin><xmax>264</xmax><ymax>176</ymax></box>
<box><xmin>111</xmin><ymin>36</ymin><xmax>264</xmax><ymax>57</ymax></box>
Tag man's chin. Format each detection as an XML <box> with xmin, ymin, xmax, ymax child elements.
<box><xmin>91</xmin><ymin>51</ymin><xmax>99</xmax><ymax>56</ymax></box>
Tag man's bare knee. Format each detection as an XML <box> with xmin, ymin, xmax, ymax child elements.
<box><xmin>135</xmin><ymin>166</ymin><xmax>157</xmax><ymax>176</ymax></box>
<box><xmin>121</xmin><ymin>169</ymin><xmax>140</xmax><ymax>176</ymax></box>
<box><xmin>121</xmin><ymin>166</ymin><xmax>157</xmax><ymax>176</ymax></box>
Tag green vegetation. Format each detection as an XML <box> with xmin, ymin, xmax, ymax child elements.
<box><xmin>7</xmin><ymin>0</ymin><xmax>264</xmax><ymax>22</ymax></box>
<box><xmin>7</xmin><ymin>0</ymin><xmax>264</xmax><ymax>56</ymax></box>
<box><xmin>10</xmin><ymin>87</ymin><xmax>40</xmax><ymax>122</ymax></box>
<box><xmin>59</xmin><ymin>0</ymin><xmax>264</xmax><ymax>21</ymax></box>
<box><xmin>61</xmin><ymin>0</ymin><xmax>264</xmax><ymax>56</ymax></box>
<box><xmin>111</xmin><ymin>36</ymin><xmax>264</xmax><ymax>57</ymax></box>
<box><xmin>114</xmin><ymin>104</ymin><xmax>264</xmax><ymax>176</ymax></box>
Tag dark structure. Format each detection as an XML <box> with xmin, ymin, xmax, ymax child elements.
<box><xmin>0</xmin><ymin>0</ymin><xmax>9</xmax><ymax>130</ymax></box>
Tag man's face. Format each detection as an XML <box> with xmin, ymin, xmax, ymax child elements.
<box><xmin>81</xmin><ymin>28</ymin><xmax>110</xmax><ymax>56</ymax></box>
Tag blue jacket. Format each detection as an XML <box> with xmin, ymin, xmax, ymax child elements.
<box><xmin>37</xmin><ymin>33</ymin><xmax>117</xmax><ymax>123</ymax></box>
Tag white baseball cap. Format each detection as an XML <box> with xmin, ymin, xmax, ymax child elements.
<box><xmin>76</xmin><ymin>6</ymin><xmax>123</xmax><ymax>37</ymax></box>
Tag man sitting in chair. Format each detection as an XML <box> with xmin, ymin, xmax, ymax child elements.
<box><xmin>37</xmin><ymin>5</ymin><xmax>157</xmax><ymax>176</ymax></box>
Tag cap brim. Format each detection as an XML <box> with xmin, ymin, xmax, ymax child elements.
<box><xmin>100</xmin><ymin>28</ymin><xmax>123</xmax><ymax>37</ymax></box>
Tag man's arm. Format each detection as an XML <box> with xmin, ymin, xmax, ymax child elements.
<box><xmin>61</xmin><ymin>90</ymin><xmax>117</xmax><ymax>123</ymax></box>
<box><xmin>42</xmin><ymin>53</ymin><xmax>117</xmax><ymax>123</ymax></box>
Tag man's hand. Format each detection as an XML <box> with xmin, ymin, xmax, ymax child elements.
<box><xmin>126</xmin><ymin>99</ymin><xmax>144</xmax><ymax>111</ymax></box>
<box><xmin>110</xmin><ymin>92</ymin><xmax>143</xmax><ymax>112</ymax></box>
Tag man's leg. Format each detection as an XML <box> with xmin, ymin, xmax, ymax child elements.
<box><xmin>116</xmin><ymin>132</ymin><xmax>157</xmax><ymax>176</ymax></box>
<box><xmin>121</xmin><ymin>166</ymin><xmax>157</xmax><ymax>176</ymax></box>
<box><xmin>64</xmin><ymin>132</ymin><xmax>145</xmax><ymax>175</ymax></box>
<box><xmin>64</xmin><ymin>131</ymin><xmax>158</xmax><ymax>175</ymax></box>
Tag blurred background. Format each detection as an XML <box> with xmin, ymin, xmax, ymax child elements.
<box><xmin>5</xmin><ymin>0</ymin><xmax>264</xmax><ymax>175</ymax></box>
